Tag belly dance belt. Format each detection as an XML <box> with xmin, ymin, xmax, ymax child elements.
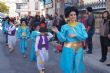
<box><xmin>64</xmin><ymin>42</ymin><xmax>82</xmax><ymax>51</ymax></box>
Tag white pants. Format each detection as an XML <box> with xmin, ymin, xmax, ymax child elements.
<box><xmin>8</xmin><ymin>35</ymin><xmax>16</xmax><ymax>49</ymax></box>
<box><xmin>37</xmin><ymin>48</ymin><xmax>49</xmax><ymax>70</ymax></box>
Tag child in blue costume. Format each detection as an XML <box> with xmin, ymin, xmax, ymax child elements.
<box><xmin>52</xmin><ymin>6</ymin><xmax>88</xmax><ymax>73</ymax></box>
<box><xmin>3</xmin><ymin>17</ymin><xmax>10</xmax><ymax>45</ymax></box>
<box><xmin>17</xmin><ymin>19</ymin><xmax>30</xmax><ymax>58</ymax></box>
<box><xmin>2</xmin><ymin>17</ymin><xmax>10</xmax><ymax>34</ymax></box>
<box><xmin>30</xmin><ymin>25</ymin><xmax>40</xmax><ymax>61</ymax></box>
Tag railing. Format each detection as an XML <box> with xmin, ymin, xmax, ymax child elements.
<box><xmin>77</xmin><ymin>1</ymin><xmax>106</xmax><ymax>12</ymax></box>
<box><xmin>77</xmin><ymin>1</ymin><xmax>107</xmax><ymax>29</ymax></box>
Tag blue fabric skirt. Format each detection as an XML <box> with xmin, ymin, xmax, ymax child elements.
<box><xmin>60</xmin><ymin>47</ymin><xmax>85</xmax><ymax>73</ymax></box>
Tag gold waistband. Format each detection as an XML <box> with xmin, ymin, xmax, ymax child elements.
<box><xmin>64</xmin><ymin>42</ymin><xmax>82</xmax><ymax>51</ymax></box>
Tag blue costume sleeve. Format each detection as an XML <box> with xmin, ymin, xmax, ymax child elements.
<box><xmin>57</xmin><ymin>25</ymin><xmax>67</xmax><ymax>42</ymax></box>
<box><xmin>31</xmin><ymin>31</ymin><xmax>35</xmax><ymax>41</ymax></box>
<box><xmin>16</xmin><ymin>26</ymin><xmax>22</xmax><ymax>39</ymax></box>
<box><xmin>75</xmin><ymin>23</ymin><xmax>88</xmax><ymax>41</ymax></box>
<box><xmin>31</xmin><ymin>31</ymin><xmax>36</xmax><ymax>41</ymax></box>
<box><xmin>26</xmin><ymin>27</ymin><xmax>30</xmax><ymax>39</ymax></box>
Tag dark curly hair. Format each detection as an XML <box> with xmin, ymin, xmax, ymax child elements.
<box><xmin>102</xmin><ymin>11</ymin><xmax>110</xmax><ymax>19</ymax></box>
<box><xmin>65</xmin><ymin>6</ymin><xmax>79</xmax><ymax>18</ymax></box>
<box><xmin>39</xmin><ymin>27</ymin><xmax>48</xmax><ymax>33</ymax></box>
<box><xmin>20</xmin><ymin>18</ymin><xmax>27</xmax><ymax>23</ymax></box>
<box><xmin>20</xmin><ymin>18</ymin><xmax>27</xmax><ymax>25</ymax></box>
<box><xmin>86</xmin><ymin>7</ymin><xmax>93</xmax><ymax>12</ymax></box>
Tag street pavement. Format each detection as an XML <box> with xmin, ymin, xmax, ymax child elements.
<box><xmin>0</xmin><ymin>30</ymin><xmax>110</xmax><ymax>73</ymax></box>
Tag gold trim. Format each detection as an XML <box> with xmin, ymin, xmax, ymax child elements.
<box><xmin>64</xmin><ymin>42</ymin><xmax>82</xmax><ymax>51</ymax></box>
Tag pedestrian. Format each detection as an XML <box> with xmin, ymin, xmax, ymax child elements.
<box><xmin>58</xmin><ymin>15</ymin><xmax>66</xmax><ymax>31</ymax></box>
<box><xmin>56</xmin><ymin>15</ymin><xmax>66</xmax><ymax>53</ymax></box>
<box><xmin>86</xmin><ymin>7</ymin><xmax>95</xmax><ymax>54</ymax></box>
<box><xmin>52</xmin><ymin>6</ymin><xmax>88</xmax><ymax>73</ymax></box>
<box><xmin>7</xmin><ymin>18</ymin><xmax>16</xmax><ymax>53</ymax></box>
<box><xmin>53</xmin><ymin>13</ymin><xmax>59</xmax><ymax>42</ymax></box>
<box><xmin>35</xmin><ymin>27</ymin><xmax>53</xmax><ymax>73</ymax></box>
<box><xmin>107</xmin><ymin>29</ymin><xmax>110</xmax><ymax>66</ymax></box>
<box><xmin>17</xmin><ymin>18</ymin><xmax>30</xmax><ymax>58</ymax></box>
<box><xmin>81</xmin><ymin>12</ymin><xmax>88</xmax><ymax>49</ymax></box>
<box><xmin>99</xmin><ymin>11</ymin><xmax>110</xmax><ymax>62</ymax></box>
<box><xmin>29</xmin><ymin>16</ymin><xmax>35</xmax><ymax>33</ymax></box>
<box><xmin>30</xmin><ymin>25</ymin><xmax>40</xmax><ymax>61</ymax></box>
<box><xmin>46</xmin><ymin>14</ymin><xmax>53</xmax><ymax>32</ymax></box>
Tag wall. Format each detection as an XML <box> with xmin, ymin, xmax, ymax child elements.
<box><xmin>106</xmin><ymin>0</ymin><xmax>110</xmax><ymax>12</ymax></box>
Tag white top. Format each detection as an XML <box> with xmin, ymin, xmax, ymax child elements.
<box><xmin>8</xmin><ymin>25</ymin><xmax>16</xmax><ymax>35</ymax></box>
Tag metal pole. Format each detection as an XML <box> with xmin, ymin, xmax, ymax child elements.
<box><xmin>71</xmin><ymin>0</ymin><xmax>74</xmax><ymax>6</ymax></box>
<box><xmin>55</xmin><ymin>0</ymin><xmax>56</xmax><ymax>13</ymax></box>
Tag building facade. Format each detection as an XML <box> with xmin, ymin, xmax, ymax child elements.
<box><xmin>106</xmin><ymin>0</ymin><xmax>110</xmax><ymax>12</ymax></box>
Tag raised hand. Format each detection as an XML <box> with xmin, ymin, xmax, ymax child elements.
<box><xmin>69</xmin><ymin>34</ymin><xmax>76</xmax><ymax>38</ymax></box>
<box><xmin>52</xmin><ymin>26</ymin><xmax>59</xmax><ymax>33</ymax></box>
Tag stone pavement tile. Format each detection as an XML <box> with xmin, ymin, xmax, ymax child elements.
<box><xmin>0</xmin><ymin>59</ymin><xmax>11</xmax><ymax>69</ymax></box>
<box><xmin>85</xmin><ymin>53</ymin><xmax>110</xmax><ymax>73</ymax></box>
<box><xmin>0</xmin><ymin>36</ymin><xmax>15</xmax><ymax>73</ymax></box>
<box><xmin>0</xmin><ymin>70</ymin><xmax>15</xmax><ymax>73</ymax></box>
<box><xmin>84</xmin><ymin>34</ymin><xmax>110</xmax><ymax>73</ymax></box>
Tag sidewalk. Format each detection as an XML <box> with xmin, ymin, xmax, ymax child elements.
<box><xmin>0</xmin><ymin>30</ymin><xmax>15</xmax><ymax>73</ymax></box>
<box><xmin>85</xmin><ymin>34</ymin><xmax>110</xmax><ymax>72</ymax></box>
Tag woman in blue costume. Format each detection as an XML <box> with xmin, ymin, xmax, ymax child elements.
<box><xmin>17</xmin><ymin>19</ymin><xmax>30</xmax><ymax>58</ymax></box>
<box><xmin>52</xmin><ymin>6</ymin><xmax>88</xmax><ymax>73</ymax></box>
<box><xmin>30</xmin><ymin>25</ymin><xmax>40</xmax><ymax>61</ymax></box>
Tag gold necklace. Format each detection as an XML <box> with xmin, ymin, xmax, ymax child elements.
<box><xmin>21</xmin><ymin>26</ymin><xmax>26</xmax><ymax>30</ymax></box>
<box><xmin>68</xmin><ymin>22</ymin><xmax>78</xmax><ymax>27</ymax></box>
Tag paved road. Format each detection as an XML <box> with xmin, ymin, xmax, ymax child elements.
<box><xmin>0</xmin><ymin>31</ymin><xmax>110</xmax><ymax>73</ymax></box>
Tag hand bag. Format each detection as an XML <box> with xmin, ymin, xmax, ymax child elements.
<box><xmin>56</xmin><ymin>44</ymin><xmax>62</xmax><ymax>53</ymax></box>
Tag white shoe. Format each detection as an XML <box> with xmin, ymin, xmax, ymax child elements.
<box><xmin>40</xmin><ymin>70</ymin><xmax>43</xmax><ymax>73</ymax></box>
<box><xmin>42</xmin><ymin>68</ymin><xmax>45</xmax><ymax>71</ymax></box>
<box><xmin>9</xmin><ymin>48</ymin><xmax>14</xmax><ymax>53</ymax></box>
<box><xmin>23</xmin><ymin>54</ymin><xmax>27</xmax><ymax>58</ymax></box>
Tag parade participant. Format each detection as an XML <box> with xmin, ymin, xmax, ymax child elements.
<box><xmin>17</xmin><ymin>18</ymin><xmax>30</xmax><ymax>58</ymax></box>
<box><xmin>35</xmin><ymin>27</ymin><xmax>53</xmax><ymax>73</ymax></box>
<box><xmin>52</xmin><ymin>6</ymin><xmax>88</xmax><ymax>73</ymax></box>
<box><xmin>30</xmin><ymin>25</ymin><xmax>40</xmax><ymax>61</ymax></box>
<box><xmin>7</xmin><ymin>19</ymin><xmax>16</xmax><ymax>53</ymax></box>
<box><xmin>106</xmin><ymin>18</ymin><xmax>110</xmax><ymax>66</ymax></box>
<box><xmin>3</xmin><ymin>17</ymin><xmax>10</xmax><ymax>45</ymax></box>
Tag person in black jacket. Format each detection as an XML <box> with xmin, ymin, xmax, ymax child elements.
<box><xmin>106</xmin><ymin>18</ymin><xmax>110</xmax><ymax>66</ymax></box>
<box><xmin>58</xmin><ymin>15</ymin><xmax>66</xmax><ymax>31</ymax></box>
<box><xmin>86</xmin><ymin>7</ymin><xmax>95</xmax><ymax>54</ymax></box>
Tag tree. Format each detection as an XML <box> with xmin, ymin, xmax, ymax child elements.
<box><xmin>0</xmin><ymin>1</ymin><xmax>9</xmax><ymax>13</ymax></box>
